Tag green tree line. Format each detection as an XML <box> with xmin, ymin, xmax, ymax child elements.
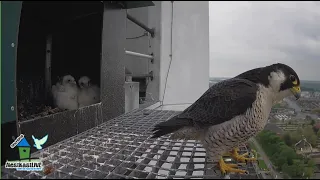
<box><xmin>257</xmin><ymin>130</ymin><xmax>315</xmax><ymax>178</ymax></box>
<box><xmin>283</xmin><ymin>124</ymin><xmax>318</xmax><ymax>148</ymax></box>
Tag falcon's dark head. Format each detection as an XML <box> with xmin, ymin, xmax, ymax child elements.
<box><xmin>236</xmin><ymin>63</ymin><xmax>301</xmax><ymax>100</ymax></box>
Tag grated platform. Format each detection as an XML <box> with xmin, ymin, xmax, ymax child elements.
<box><xmin>2</xmin><ymin>109</ymin><xmax>260</xmax><ymax>179</ymax></box>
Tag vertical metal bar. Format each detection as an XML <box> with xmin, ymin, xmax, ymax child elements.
<box><xmin>101</xmin><ymin>5</ymin><xmax>127</xmax><ymax>121</ymax></box>
<box><xmin>45</xmin><ymin>34</ymin><xmax>52</xmax><ymax>100</ymax></box>
<box><xmin>127</xmin><ymin>14</ymin><xmax>155</xmax><ymax>38</ymax></box>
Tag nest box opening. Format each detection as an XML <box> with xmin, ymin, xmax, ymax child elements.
<box><xmin>17</xmin><ymin>1</ymin><xmax>104</xmax><ymax>121</ymax></box>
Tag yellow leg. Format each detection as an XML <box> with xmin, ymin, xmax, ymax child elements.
<box><xmin>230</xmin><ymin>147</ymin><xmax>257</xmax><ymax>164</ymax></box>
<box><xmin>218</xmin><ymin>156</ymin><xmax>248</xmax><ymax>175</ymax></box>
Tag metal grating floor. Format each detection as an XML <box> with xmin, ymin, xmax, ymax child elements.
<box><xmin>1</xmin><ymin>109</ymin><xmax>261</xmax><ymax>179</ymax></box>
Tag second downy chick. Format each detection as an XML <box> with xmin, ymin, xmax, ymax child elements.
<box><xmin>78</xmin><ymin>76</ymin><xmax>100</xmax><ymax>108</ymax></box>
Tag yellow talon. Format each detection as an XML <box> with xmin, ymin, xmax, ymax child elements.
<box><xmin>218</xmin><ymin>157</ymin><xmax>248</xmax><ymax>175</ymax></box>
<box><xmin>230</xmin><ymin>147</ymin><xmax>257</xmax><ymax>164</ymax></box>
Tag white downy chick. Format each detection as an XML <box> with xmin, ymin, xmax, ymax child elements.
<box><xmin>78</xmin><ymin>76</ymin><xmax>100</xmax><ymax>108</ymax></box>
<box><xmin>51</xmin><ymin>75</ymin><xmax>79</xmax><ymax>110</ymax></box>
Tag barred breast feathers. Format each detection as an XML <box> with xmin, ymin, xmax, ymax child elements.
<box><xmin>203</xmin><ymin>84</ymin><xmax>274</xmax><ymax>143</ymax></box>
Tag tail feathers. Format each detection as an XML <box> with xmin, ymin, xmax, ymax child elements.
<box><xmin>151</xmin><ymin>117</ymin><xmax>193</xmax><ymax>139</ymax></box>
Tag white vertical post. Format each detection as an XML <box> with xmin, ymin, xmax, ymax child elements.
<box><xmin>45</xmin><ymin>34</ymin><xmax>52</xmax><ymax>100</ymax></box>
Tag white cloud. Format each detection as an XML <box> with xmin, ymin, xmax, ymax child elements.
<box><xmin>209</xmin><ymin>1</ymin><xmax>320</xmax><ymax>81</ymax></box>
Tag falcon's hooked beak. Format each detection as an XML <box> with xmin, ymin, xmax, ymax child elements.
<box><xmin>290</xmin><ymin>86</ymin><xmax>301</xmax><ymax>100</ymax></box>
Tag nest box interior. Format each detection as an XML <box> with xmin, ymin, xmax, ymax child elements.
<box><xmin>17</xmin><ymin>1</ymin><xmax>104</xmax><ymax>121</ymax></box>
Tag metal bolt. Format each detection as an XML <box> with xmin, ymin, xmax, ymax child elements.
<box><xmin>11</xmin><ymin>43</ymin><xmax>15</xmax><ymax>47</ymax></box>
<box><xmin>11</xmin><ymin>106</ymin><xmax>15</xmax><ymax>111</ymax></box>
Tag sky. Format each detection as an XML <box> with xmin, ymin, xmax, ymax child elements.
<box><xmin>209</xmin><ymin>1</ymin><xmax>320</xmax><ymax>81</ymax></box>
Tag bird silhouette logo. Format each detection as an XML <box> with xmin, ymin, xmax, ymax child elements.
<box><xmin>32</xmin><ymin>134</ymin><xmax>48</xmax><ymax>150</ymax></box>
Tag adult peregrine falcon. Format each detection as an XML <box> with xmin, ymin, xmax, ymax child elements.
<box><xmin>151</xmin><ymin>63</ymin><xmax>301</xmax><ymax>175</ymax></box>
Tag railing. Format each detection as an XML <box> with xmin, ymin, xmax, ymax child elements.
<box><xmin>125</xmin><ymin>13</ymin><xmax>155</xmax><ymax>80</ymax></box>
<box><xmin>127</xmin><ymin>14</ymin><xmax>155</xmax><ymax>37</ymax></box>
<box><xmin>125</xmin><ymin>50</ymin><xmax>154</xmax><ymax>63</ymax></box>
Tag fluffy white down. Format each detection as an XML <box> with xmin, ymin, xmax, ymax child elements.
<box><xmin>52</xmin><ymin>75</ymin><xmax>79</xmax><ymax>110</ymax></box>
<box><xmin>78</xmin><ymin>76</ymin><xmax>100</xmax><ymax>108</ymax></box>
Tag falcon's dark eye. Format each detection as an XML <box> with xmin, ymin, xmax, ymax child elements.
<box><xmin>68</xmin><ymin>80</ymin><xmax>71</xmax><ymax>82</ymax></box>
<box><xmin>289</xmin><ymin>75</ymin><xmax>296</xmax><ymax>82</ymax></box>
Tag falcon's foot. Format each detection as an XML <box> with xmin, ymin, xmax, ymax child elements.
<box><xmin>230</xmin><ymin>147</ymin><xmax>257</xmax><ymax>164</ymax></box>
<box><xmin>218</xmin><ymin>156</ymin><xmax>248</xmax><ymax>175</ymax></box>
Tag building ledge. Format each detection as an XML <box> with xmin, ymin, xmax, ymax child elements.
<box><xmin>145</xmin><ymin>102</ymin><xmax>193</xmax><ymax>112</ymax></box>
<box><xmin>2</xmin><ymin>109</ymin><xmax>260</xmax><ymax>179</ymax></box>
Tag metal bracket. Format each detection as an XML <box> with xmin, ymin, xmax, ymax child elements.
<box><xmin>127</xmin><ymin>14</ymin><xmax>155</xmax><ymax>38</ymax></box>
<box><xmin>127</xmin><ymin>71</ymin><xmax>154</xmax><ymax>81</ymax></box>
<box><xmin>150</xmin><ymin>53</ymin><xmax>154</xmax><ymax>64</ymax></box>
<box><xmin>149</xmin><ymin>71</ymin><xmax>154</xmax><ymax>81</ymax></box>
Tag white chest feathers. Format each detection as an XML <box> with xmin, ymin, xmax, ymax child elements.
<box><xmin>78</xmin><ymin>85</ymin><xmax>100</xmax><ymax>108</ymax></box>
<box><xmin>247</xmin><ymin>85</ymin><xmax>274</xmax><ymax>130</ymax></box>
